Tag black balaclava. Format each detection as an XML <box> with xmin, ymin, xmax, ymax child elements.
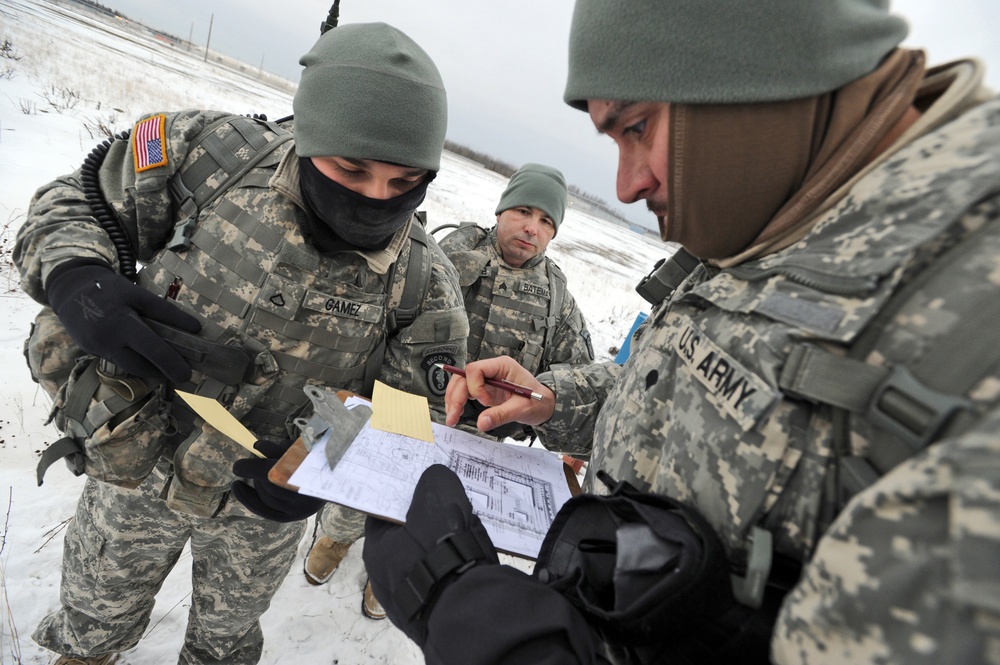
<box><xmin>299</xmin><ymin>156</ymin><xmax>434</xmax><ymax>252</ymax></box>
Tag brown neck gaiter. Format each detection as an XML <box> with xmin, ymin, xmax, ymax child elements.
<box><xmin>665</xmin><ymin>48</ymin><xmax>925</xmax><ymax>261</ymax></box>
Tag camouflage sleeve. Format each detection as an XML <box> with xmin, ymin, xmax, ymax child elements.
<box><xmin>772</xmin><ymin>403</ymin><xmax>1000</xmax><ymax>665</ymax></box>
<box><xmin>13</xmin><ymin>109</ymin><xmax>236</xmax><ymax>302</ymax></box>
<box><xmin>531</xmin><ymin>361</ymin><xmax>622</xmax><ymax>455</ymax></box>
<box><xmin>436</xmin><ymin>222</ymin><xmax>487</xmax><ymax>255</ymax></box>
<box><xmin>543</xmin><ymin>289</ymin><xmax>595</xmax><ymax>369</ymax></box>
<box><xmin>380</xmin><ymin>238</ymin><xmax>470</xmax><ymax>417</ymax></box>
<box><xmin>13</xmin><ymin>167</ymin><xmax>122</xmax><ymax>302</ymax></box>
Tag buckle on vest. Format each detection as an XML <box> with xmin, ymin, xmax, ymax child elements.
<box><xmin>730</xmin><ymin>526</ymin><xmax>773</xmax><ymax>609</ymax></box>
<box><xmin>166</xmin><ymin>176</ymin><xmax>199</xmax><ymax>252</ymax></box>
<box><xmin>387</xmin><ymin>308</ymin><xmax>417</xmax><ymax>334</ymax></box>
<box><xmin>635</xmin><ymin>258</ymin><xmax>667</xmax><ymax>305</ymax></box>
<box><xmin>867</xmin><ymin>364</ymin><xmax>972</xmax><ymax>452</ymax></box>
<box><xmin>166</xmin><ymin>216</ymin><xmax>197</xmax><ymax>252</ymax></box>
<box><xmin>635</xmin><ymin>249</ymin><xmax>700</xmax><ymax>306</ymax></box>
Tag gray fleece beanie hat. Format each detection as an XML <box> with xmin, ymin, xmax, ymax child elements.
<box><xmin>294</xmin><ymin>22</ymin><xmax>447</xmax><ymax>171</ymax></box>
<box><xmin>564</xmin><ymin>0</ymin><xmax>909</xmax><ymax>109</ymax></box>
<box><xmin>495</xmin><ymin>164</ymin><xmax>568</xmax><ymax>235</ymax></box>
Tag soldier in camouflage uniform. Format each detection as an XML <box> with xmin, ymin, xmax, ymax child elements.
<box><xmin>14</xmin><ymin>23</ymin><xmax>467</xmax><ymax>665</ymax></box>
<box><xmin>363</xmin><ymin>1</ymin><xmax>1000</xmax><ymax>663</ymax></box>
<box><xmin>438</xmin><ymin>163</ymin><xmax>594</xmax><ymax>437</ymax></box>
<box><xmin>305</xmin><ymin>163</ymin><xmax>593</xmax><ymax>596</ymax></box>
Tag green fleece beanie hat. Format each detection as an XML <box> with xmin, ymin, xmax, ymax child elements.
<box><xmin>495</xmin><ymin>163</ymin><xmax>568</xmax><ymax>234</ymax></box>
<box><xmin>564</xmin><ymin>0</ymin><xmax>909</xmax><ymax>109</ymax></box>
<box><xmin>294</xmin><ymin>22</ymin><xmax>447</xmax><ymax>171</ymax></box>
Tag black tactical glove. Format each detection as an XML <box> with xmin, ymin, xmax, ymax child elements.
<box><xmin>231</xmin><ymin>439</ymin><xmax>326</xmax><ymax>523</ymax></box>
<box><xmin>363</xmin><ymin>464</ymin><xmax>499</xmax><ymax>646</ymax></box>
<box><xmin>45</xmin><ymin>261</ymin><xmax>201</xmax><ymax>383</ymax></box>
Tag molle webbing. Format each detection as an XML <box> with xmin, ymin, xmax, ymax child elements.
<box><xmin>171</xmin><ymin>116</ymin><xmax>291</xmax><ymax>218</ymax></box>
<box><xmin>143</xmin><ymin>252</ymin><xmax>250</xmax><ymax>319</ymax></box>
<box><xmin>244</xmin><ymin>220</ymin><xmax>432</xmax><ymax>427</ymax></box>
<box><xmin>465</xmin><ymin>258</ymin><xmax>564</xmax><ymax>374</ymax></box>
<box><xmin>65</xmin><ymin>362</ymin><xmax>148</xmax><ymax>438</ymax></box>
<box><xmin>488</xmin><ymin>287</ymin><xmax>551</xmax><ymax>319</ymax></box>
<box><xmin>251</xmin><ymin>309</ymin><xmax>374</xmax><ymax>353</ymax></box>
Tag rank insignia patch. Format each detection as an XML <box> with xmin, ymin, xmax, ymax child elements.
<box><xmin>132</xmin><ymin>114</ymin><xmax>168</xmax><ymax>172</ymax></box>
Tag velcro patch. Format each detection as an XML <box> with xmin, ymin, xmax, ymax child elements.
<box><xmin>132</xmin><ymin>114</ymin><xmax>168</xmax><ymax>172</ymax></box>
<box><xmin>674</xmin><ymin>322</ymin><xmax>779</xmax><ymax>431</ymax></box>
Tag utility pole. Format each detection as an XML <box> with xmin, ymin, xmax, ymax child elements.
<box><xmin>203</xmin><ymin>13</ymin><xmax>214</xmax><ymax>63</ymax></box>
<box><xmin>258</xmin><ymin>53</ymin><xmax>265</xmax><ymax>79</ymax></box>
<box><xmin>187</xmin><ymin>22</ymin><xmax>193</xmax><ymax>52</ymax></box>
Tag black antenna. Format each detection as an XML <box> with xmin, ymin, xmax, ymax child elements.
<box><xmin>320</xmin><ymin>0</ymin><xmax>340</xmax><ymax>34</ymax></box>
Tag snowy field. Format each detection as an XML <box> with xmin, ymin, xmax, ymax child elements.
<box><xmin>0</xmin><ymin>0</ymin><xmax>669</xmax><ymax>662</ymax></box>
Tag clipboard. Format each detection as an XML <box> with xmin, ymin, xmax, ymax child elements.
<box><xmin>269</xmin><ymin>438</ymin><xmax>583</xmax><ymax>499</ymax></box>
<box><xmin>267</xmin><ymin>389</ymin><xmax>582</xmax><ymax>498</ymax></box>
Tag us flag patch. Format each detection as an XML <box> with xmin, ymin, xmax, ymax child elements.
<box><xmin>132</xmin><ymin>114</ymin><xmax>168</xmax><ymax>172</ymax></box>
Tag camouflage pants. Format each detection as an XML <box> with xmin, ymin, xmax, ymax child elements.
<box><xmin>33</xmin><ymin>462</ymin><xmax>305</xmax><ymax>664</ymax></box>
<box><xmin>317</xmin><ymin>502</ymin><xmax>366</xmax><ymax>544</ymax></box>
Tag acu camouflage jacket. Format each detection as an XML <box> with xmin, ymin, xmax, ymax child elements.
<box><xmin>535</xmin><ymin>75</ymin><xmax>1000</xmax><ymax>663</ymax></box>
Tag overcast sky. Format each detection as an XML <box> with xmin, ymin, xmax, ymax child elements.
<box><xmin>96</xmin><ymin>0</ymin><xmax>1000</xmax><ymax>231</ymax></box>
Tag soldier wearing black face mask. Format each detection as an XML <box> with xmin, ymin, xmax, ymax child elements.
<box><xmin>298</xmin><ymin>156</ymin><xmax>437</xmax><ymax>252</ymax></box>
<box><xmin>16</xmin><ymin>22</ymin><xmax>468</xmax><ymax>665</ymax></box>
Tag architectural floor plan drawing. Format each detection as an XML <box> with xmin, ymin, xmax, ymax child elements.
<box><xmin>448</xmin><ymin>450</ymin><xmax>559</xmax><ymax>555</ymax></box>
<box><xmin>289</xmin><ymin>408</ymin><xmax>573</xmax><ymax>559</ymax></box>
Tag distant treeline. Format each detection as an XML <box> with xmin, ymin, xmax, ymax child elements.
<box><xmin>444</xmin><ymin>140</ymin><xmax>519</xmax><ymax>178</ymax></box>
<box><xmin>66</xmin><ymin>0</ymin><xmax>126</xmax><ymax>21</ymax></box>
<box><xmin>444</xmin><ymin>139</ymin><xmax>629</xmax><ymax>223</ymax></box>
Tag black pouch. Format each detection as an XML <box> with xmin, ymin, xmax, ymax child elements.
<box><xmin>533</xmin><ymin>472</ymin><xmax>734</xmax><ymax>649</ymax></box>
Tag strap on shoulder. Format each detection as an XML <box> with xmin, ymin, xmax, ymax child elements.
<box><xmin>777</xmin><ymin>220</ymin><xmax>1000</xmax><ymax>509</ymax></box>
<box><xmin>539</xmin><ymin>259</ymin><xmax>568</xmax><ymax>369</ymax></box>
<box><xmin>362</xmin><ymin>217</ymin><xmax>434</xmax><ymax>397</ymax></box>
<box><xmin>166</xmin><ymin>115</ymin><xmax>293</xmax><ymax>251</ymax></box>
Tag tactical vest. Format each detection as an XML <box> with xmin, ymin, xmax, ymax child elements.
<box><xmin>29</xmin><ymin>114</ymin><xmax>433</xmax><ymax>509</ymax></box>
<box><xmin>443</xmin><ymin>224</ymin><xmax>566</xmax><ymax>375</ymax></box>
<box><xmin>139</xmin><ymin>117</ymin><xmax>432</xmax><ymax>434</ymax></box>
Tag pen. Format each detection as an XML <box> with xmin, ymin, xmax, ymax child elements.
<box><xmin>434</xmin><ymin>363</ymin><xmax>543</xmax><ymax>401</ymax></box>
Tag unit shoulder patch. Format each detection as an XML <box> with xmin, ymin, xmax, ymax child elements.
<box><xmin>421</xmin><ymin>345</ymin><xmax>459</xmax><ymax>397</ymax></box>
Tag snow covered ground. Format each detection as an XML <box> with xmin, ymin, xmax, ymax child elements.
<box><xmin>0</xmin><ymin>0</ymin><xmax>668</xmax><ymax>662</ymax></box>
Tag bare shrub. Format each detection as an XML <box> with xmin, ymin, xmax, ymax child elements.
<box><xmin>0</xmin><ymin>213</ymin><xmax>23</xmax><ymax>293</ymax></box>
<box><xmin>81</xmin><ymin>112</ymin><xmax>121</xmax><ymax>140</ymax></box>
<box><xmin>39</xmin><ymin>85</ymin><xmax>82</xmax><ymax>113</ymax></box>
<box><xmin>0</xmin><ymin>38</ymin><xmax>21</xmax><ymax>61</ymax></box>
<box><xmin>1</xmin><ymin>41</ymin><xmax>18</xmax><ymax>79</ymax></box>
